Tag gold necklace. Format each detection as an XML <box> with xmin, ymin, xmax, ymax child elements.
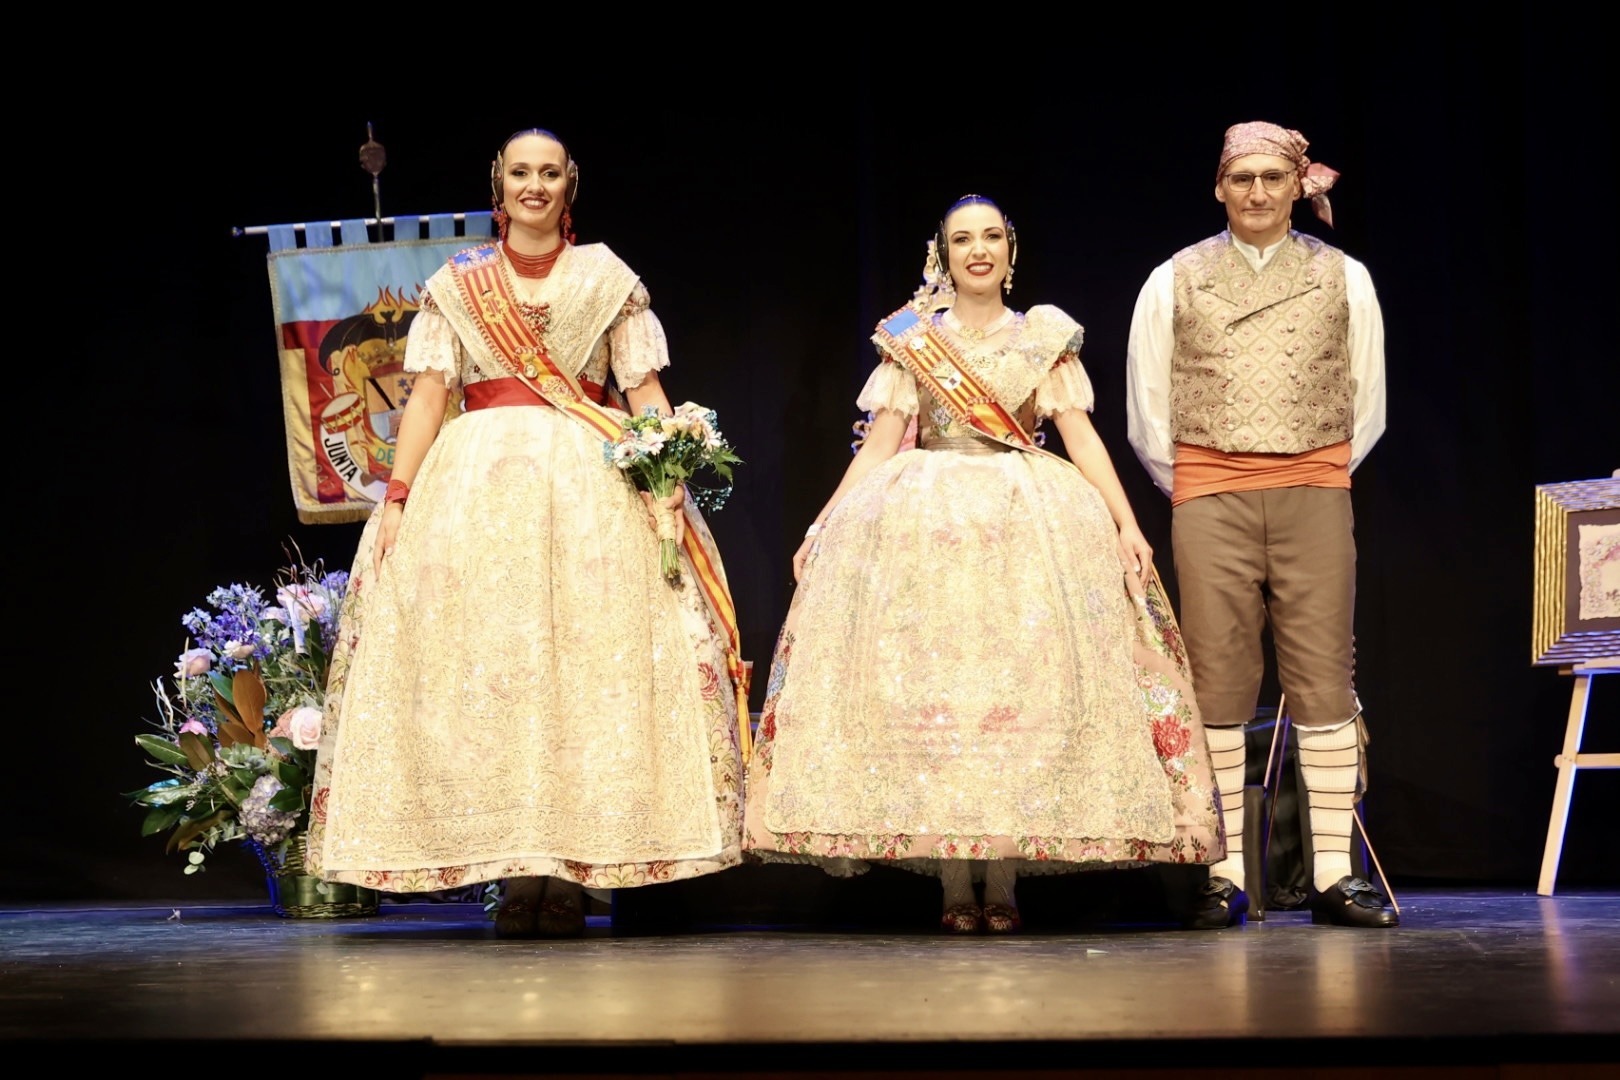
<box><xmin>942</xmin><ymin>307</ymin><xmax>1014</xmax><ymax>341</ymax></box>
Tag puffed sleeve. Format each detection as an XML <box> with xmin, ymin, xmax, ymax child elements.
<box><xmin>403</xmin><ymin>291</ymin><xmax>462</xmax><ymax>388</ymax></box>
<box><xmin>854</xmin><ymin>354</ymin><xmax>919</xmax><ymax>418</ymax></box>
<box><xmin>1033</xmin><ymin>330</ymin><xmax>1094</xmax><ymax>417</ymax></box>
<box><xmin>607</xmin><ymin>281</ymin><xmax>671</xmax><ymax>391</ymax></box>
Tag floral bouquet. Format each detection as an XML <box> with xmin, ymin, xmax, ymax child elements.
<box><xmin>605</xmin><ymin>402</ymin><xmax>742</xmax><ymax>583</ymax></box>
<box><xmin>127</xmin><ymin>552</ymin><xmax>347</xmax><ymax>876</ymax></box>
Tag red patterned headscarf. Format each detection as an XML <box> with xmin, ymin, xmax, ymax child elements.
<box><xmin>1217</xmin><ymin>121</ymin><xmax>1340</xmax><ymax>228</ymax></box>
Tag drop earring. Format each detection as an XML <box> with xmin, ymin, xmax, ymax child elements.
<box><xmin>493</xmin><ymin>195</ymin><xmax>510</xmax><ymax>242</ymax></box>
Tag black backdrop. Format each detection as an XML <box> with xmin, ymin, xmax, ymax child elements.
<box><xmin>14</xmin><ymin>27</ymin><xmax>1615</xmax><ymax>902</ymax></box>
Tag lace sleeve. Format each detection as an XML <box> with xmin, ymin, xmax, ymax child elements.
<box><xmin>607</xmin><ymin>281</ymin><xmax>671</xmax><ymax>391</ymax></box>
<box><xmin>403</xmin><ymin>302</ymin><xmax>462</xmax><ymax>387</ymax></box>
<box><xmin>855</xmin><ymin>358</ymin><xmax>919</xmax><ymax>418</ymax></box>
<box><xmin>1034</xmin><ymin>334</ymin><xmax>1095</xmax><ymax>417</ymax></box>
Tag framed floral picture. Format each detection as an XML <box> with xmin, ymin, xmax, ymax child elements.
<box><xmin>1532</xmin><ymin>476</ymin><xmax>1620</xmax><ymax>665</ymax></box>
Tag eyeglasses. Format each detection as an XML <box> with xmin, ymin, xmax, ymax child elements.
<box><xmin>1224</xmin><ymin>168</ymin><xmax>1296</xmax><ymax>193</ymax></box>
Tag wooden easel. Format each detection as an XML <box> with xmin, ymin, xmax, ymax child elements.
<box><xmin>1537</xmin><ymin>656</ymin><xmax>1620</xmax><ymax>897</ymax></box>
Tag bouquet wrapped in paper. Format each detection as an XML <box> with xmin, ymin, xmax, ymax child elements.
<box><xmin>606</xmin><ymin>402</ymin><xmax>742</xmax><ymax>583</ymax></box>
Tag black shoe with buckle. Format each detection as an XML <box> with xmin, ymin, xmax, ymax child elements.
<box><xmin>1310</xmin><ymin>876</ymin><xmax>1399</xmax><ymax>928</ymax></box>
<box><xmin>1185</xmin><ymin>875</ymin><xmax>1249</xmax><ymax>929</ymax></box>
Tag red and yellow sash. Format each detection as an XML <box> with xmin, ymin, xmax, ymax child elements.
<box><xmin>873</xmin><ymin>306</ymin><xmax>1034</xmax><ymax>448</ymax></box>
<box><xmin>448</xmin><ymin>246</ymin><xmax>753</xmax><ymax>760</ymax></box>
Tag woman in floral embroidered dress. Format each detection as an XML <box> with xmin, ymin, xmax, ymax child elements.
<box><xmin>306</xmin><ymin>129</ymin><xmax>745</xmax><ymax>937</ymax></box>
<box><xmin>742</xmin><ymin>196</ymin><xmax>1223</xmax><ymax>933</ymax></box>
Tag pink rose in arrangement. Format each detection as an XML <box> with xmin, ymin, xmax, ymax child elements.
<box><xmin>285</xmin><ymin>706</ymin><xmax>324</xmax><ymax>750</ymax></box>
<box><xmin>270</xmin><ymin>708</ymin><xmax>297</xmax><ymax>739</ymax></box>
<box><xmin>176</xmin><ymin>648</ymin><xmax>212</xmax><ymax>678</ymax></box>
<box><xmin>273</xmin><ymin>584</ymin><xmax>330</xmax><ymax>623</ymax></box>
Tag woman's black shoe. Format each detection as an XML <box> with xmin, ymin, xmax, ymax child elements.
<box><xmin>1185</xmin><ymin>876</ymin><xmax>1250</xmax><ymax>929</ymax></box>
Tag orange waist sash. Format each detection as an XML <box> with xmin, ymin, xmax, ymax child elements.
<box><xmin>1171</xmin><ymin>441</ymin><xmax>1351</xmax><ymax>507</ymax></box>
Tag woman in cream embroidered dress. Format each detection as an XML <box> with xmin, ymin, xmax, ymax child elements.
<box><xmin>306</xmin><ymin>129</ymin><xmax>743</xmax><ymax>936</ymax></box>
<box><xmin>743</xmin><ymin>196</ymin><xmax>1222</xmax><ymax>933</ymax></box>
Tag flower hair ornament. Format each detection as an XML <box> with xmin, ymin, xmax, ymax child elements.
<box><xmin>910</xmin><ymin>236</ymin><xmax>957</xmax><ymax>314</ymax></box>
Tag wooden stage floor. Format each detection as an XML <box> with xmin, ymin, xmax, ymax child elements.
<box><xmin>3</xmin><ymin>883</ymin><xmax>1616</xmax><ymax>1078</ymax></box>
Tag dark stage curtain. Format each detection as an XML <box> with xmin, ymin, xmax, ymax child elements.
<box><xmin>16</xmin><ymin>25</ymin><xmax>1614</xmax><ymax>902</ymax></box>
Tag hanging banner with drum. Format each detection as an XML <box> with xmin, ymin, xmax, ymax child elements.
<box><xmin>266</xmin><ymin>213</ymin><xmax>494</xmax><ymax>523</ymax></box>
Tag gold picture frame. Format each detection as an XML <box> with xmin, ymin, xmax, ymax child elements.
<box><xmin>1532</xmin><ymin>476</ymin><xmax>1620</xmax><ymax>665</ymax></box>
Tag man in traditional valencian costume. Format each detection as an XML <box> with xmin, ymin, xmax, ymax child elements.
<box><xmin>1125</xmin><ymin>121</ymin><xmax>1396</xmax><ymax>928</ymax></box>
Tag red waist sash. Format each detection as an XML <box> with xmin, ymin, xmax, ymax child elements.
<box><xmin>464</xmin><ymin>376</ymin><xmax>607</xmax><ymax>410</ymax></box>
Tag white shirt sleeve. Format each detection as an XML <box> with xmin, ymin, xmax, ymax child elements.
<box><xmin>1125</xmin><ymin>259</ymin><xmax>1177</xmax><ymax>497</ymax></box>
<box><xmin>1345</xmin><ymin>255</ymin><xmax>1387</xmax><ymax>473</ymax></box>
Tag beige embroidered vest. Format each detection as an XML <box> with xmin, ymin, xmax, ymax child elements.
<box><xmin>1169</xmin><ymin>231</ymin><xmax>1351</xmax><ymax>454</ymax></box>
